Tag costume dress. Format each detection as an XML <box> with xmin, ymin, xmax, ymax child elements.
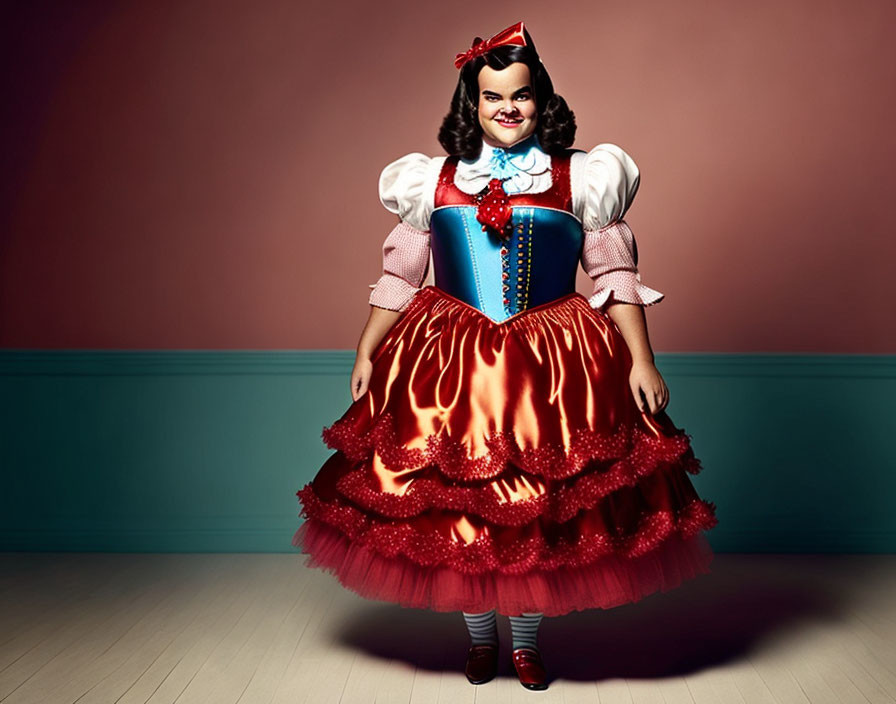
<box><xmin>293</xmin><ymin>135</ymin><xmax>718</xmax><ymax>617</ymax></box>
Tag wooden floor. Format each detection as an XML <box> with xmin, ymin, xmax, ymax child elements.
<box><xmin>0</xmin><ymin>552</ymin><xmax>894</xmax><ymax>703</ymax></box>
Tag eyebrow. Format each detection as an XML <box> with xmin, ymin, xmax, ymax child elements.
<box><xmin>481</xmin><ymin>85</ymin><xmax>533</xmax><ymax>98</ymax></box>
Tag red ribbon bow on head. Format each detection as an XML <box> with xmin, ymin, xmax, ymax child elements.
<box><xmin>454</xmin><ymin>21</ymin><xmax>528</xmax><ymax>69</ymax></box>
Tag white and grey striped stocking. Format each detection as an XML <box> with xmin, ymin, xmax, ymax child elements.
<box><xmin>509</xmin><ymin>612</ymin><xmax>543</xmax><ymax>651</ymax></box>
<box><xmin>462</xmin><ymin>609</ymin><xmax>498</xmax><ymax>646</ymax></box>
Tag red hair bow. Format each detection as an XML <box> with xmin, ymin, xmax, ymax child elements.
<box><xmin>454</xmin><ymin>21</ymin><xmax>528</xmax><ymax>70</ymax></box>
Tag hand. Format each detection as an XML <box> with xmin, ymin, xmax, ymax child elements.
<box><xmin>629</xmin><ymin>359</ymin><xmax>669</xmax><ymax>415</ymax></box>
<box><xmin>350</xmin><ymin>356</ymin><xmax>373</xmax><ymax>402</ymax></box>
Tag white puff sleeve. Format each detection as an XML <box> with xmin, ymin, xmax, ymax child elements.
<box><xmin>377</xmin><ymin>153</ymin><xmax>442</xmax><ymax>231</ymax></box>
<box><xmin>368</xmin><ymin>153</ymin><xmax>442</xmax><ymax>312</ymax></box>
<box><xmin>571</xmin><ymin>143</ymin><xmax>641</xmax><ymax>230</ymax></box>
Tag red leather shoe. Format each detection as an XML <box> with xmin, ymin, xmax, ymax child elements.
<box><xmin>465</xmin><ymin>643</ymin><xmax>498</xmax><ymax>684</ymax></box>
<box><xmin>512</xmin><ymin>647</ymin><xmax>548</xmax><ymax>690</ymax></box>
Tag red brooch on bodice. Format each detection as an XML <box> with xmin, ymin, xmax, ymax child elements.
<box><xmin>475</xmin><ymin>178</ymin><xmax>513</xmax><ymax>238</ymax></box>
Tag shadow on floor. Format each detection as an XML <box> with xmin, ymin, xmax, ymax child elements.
<box><xmin>335</xmin><ymin>553</ymin><xmax>843</xmax><ymax>682</ymax></box>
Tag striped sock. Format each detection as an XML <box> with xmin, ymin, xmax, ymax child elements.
<box><xmin>462</xmin><ymin>610</ymin><xmax>498</xmax><ymax>646</ymax></box>
<box><xmin>509</xmin><ymin>612</ymin><xmax>543</xmax><ymax>652</ymax></box>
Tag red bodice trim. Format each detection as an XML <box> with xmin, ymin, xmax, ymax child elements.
<box><xmin>435</xmin><ymin>149</ymin><xmax>575</xmax><ymax>211</ymax></box>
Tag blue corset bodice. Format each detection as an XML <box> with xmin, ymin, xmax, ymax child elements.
<box><xmin>430</xmin><ymin>205</ymin><xmax>584</xmax><ymax>323</ymax></box>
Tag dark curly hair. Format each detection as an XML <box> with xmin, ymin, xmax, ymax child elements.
<box><xmin>438</xmin><ymin>27</ymin><xmax>576</xmax><ymax>159</ymax></box>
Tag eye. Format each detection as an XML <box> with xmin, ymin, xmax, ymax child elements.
<box><xmin>484</xmin><ymin>95</ymin><xmax>500</xmax><ymax>102</ymax></box>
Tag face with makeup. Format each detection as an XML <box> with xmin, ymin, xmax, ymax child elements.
<box><xmin>477</xmin><ymin>62</ymin><xmax>537</xmax><ymax>149</ymax></box>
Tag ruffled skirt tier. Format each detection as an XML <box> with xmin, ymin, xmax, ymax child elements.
<box><xmin>294</xmin><ymin>285</ymin><xmax>718</xmax><ymax>616</ymax></box>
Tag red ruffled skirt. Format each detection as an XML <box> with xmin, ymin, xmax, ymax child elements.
<box><xmin>293</xmin><ymin>285</ymin><xmax>718</xmax><ymax>617</ymax></box>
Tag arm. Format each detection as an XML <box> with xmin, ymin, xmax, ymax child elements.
<box><xmin>351</xmin><ymin>152</ymin><xmax>438</xmax><ymax>400</ymax></box>
<box><xmin>604</xmin><ymin>302</ymin><xmax>668</xmax><ymax>415</ymax></box>
<box><xmin>350</xmin><ymin>306</ymin><xmax>403</xmax><ymax>401</ymax></box>
<box><xmin>351</xmin><ymin>221</ymin><xmax>431</xmax><ymax>401</ymax></box>
<box><xmin>580</xmin><ymin>221</ymin><xmax>667</xmax><ymax>415</ymax></box>
<box><xmin>574</xmin><ymin>145</ymin><xmax>668</xmax><ymax>415</ymax></box>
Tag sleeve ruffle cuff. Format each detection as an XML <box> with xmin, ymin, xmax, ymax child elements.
<box><xmin>368</xmin><ymin>275</ymin><xmax>422</xmax><ymax>312</ymax></box>
<box><xmin>587</xmin><ymin>270</ymin><xmax>665</xmax><ymax>311</ymax></box>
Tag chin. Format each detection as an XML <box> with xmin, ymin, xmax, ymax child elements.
<box><xmin>485</xmin><ymin>130</ymin><xmax>534</xmax><ymax>148</ymax></box>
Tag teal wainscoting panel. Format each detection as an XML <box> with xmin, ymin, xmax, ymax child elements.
<box><xmin>0</xmin><ymin>351</ymin><xmax>893</xmax><ymax>553</ymax></box>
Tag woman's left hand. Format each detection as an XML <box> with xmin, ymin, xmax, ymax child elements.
<box><xmin>629</xmin><ymin>359</ymin><xmax>669</xmax><ymax>415</ymax></box>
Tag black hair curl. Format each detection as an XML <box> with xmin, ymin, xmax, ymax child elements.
<box><xmin>437</xmin><ymin>27</ymin><xmax>576</xmax><ymax>159</ymax></box>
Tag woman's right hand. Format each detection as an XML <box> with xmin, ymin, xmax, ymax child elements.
<box><xmin>351</xmin><ymin>304</ymin><xmax>403</xmax><ymax>402</ymax></box>
<box><xmin>350</xmin><ymin>355</ymin><xmax>373</xmax><ymax>401</ymax></box>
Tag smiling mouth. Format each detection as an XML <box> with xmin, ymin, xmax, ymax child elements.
<box><xmin>496</xmin><ymin>117</ymin><xmax>522</xmax><ymax>128</ymax></box>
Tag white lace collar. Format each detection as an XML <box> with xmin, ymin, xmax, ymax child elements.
<box><xmin>454</xmin><ymin>134</ymin><xmax>552</xmax><ymax>195</ymax></box>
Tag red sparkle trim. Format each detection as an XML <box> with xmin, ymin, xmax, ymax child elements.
<box><xmin>331</xmin><ymin>442</ymin><xmax>702</xmax><ymax>527</ymax></box>
<box><xmin>322</xmin><ymin>412</ymin><xmax>700</xmax><ymax>482</ymax></box>
<box><xmin>297</xmin><ymin>485</ymin><xmax>718</xmax><ymax>575</ymax></box>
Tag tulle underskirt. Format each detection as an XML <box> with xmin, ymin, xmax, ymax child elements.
<box><xmin>293</xmin><ymin>519</ymin><xmax>714</xmax><ymax>617</ymax></box>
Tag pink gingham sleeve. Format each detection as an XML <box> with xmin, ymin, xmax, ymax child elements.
<box><xmin>368</xmin><ymin>221</ymin><xmax>431</xmax><ymax>311</ymax></box>
<box><xmin>581</xmin><ymin>220</ymin><xmax>664</xmax><ymax>312</ymax></box>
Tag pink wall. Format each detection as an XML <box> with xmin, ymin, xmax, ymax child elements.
<box><xmin>2</xmin><ymin>1</ymin><xmax>894</xmax><ymax>352</ymax></box>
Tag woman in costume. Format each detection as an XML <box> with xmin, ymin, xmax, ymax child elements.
<box><xmin>293</xmin><ymin>21</ymin><xmax>718</xmax><ymax>691</ymax></box>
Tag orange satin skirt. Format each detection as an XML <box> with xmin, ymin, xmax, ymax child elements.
<box><xmin>293</xmin><ymin>285</ymin><xmax>718</xmax><ymax>616</ymax></box>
